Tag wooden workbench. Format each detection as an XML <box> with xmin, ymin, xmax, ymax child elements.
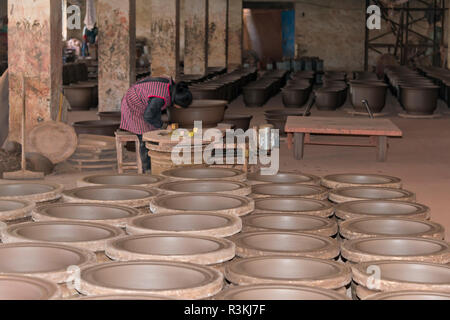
<box><xmin>285</xmin><ymin>116</ymin><xmax>403</xmax><ymax>162</ymax></box>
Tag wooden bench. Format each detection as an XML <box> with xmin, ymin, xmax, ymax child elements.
<box><xmin>115</xmin><ymin>131</ymin><xmax>143</xmax><ymax>174</ymax></box>
<box><xmin>285</xmin><ymin>116</ymin><xmax>403</xmax><ymax>162</ymax></box>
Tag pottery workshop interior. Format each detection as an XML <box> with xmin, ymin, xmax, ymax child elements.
<box><xmin>1</xmin><ymin>0</ymin><xmax>450</xmax><ymax>305</ymax></box>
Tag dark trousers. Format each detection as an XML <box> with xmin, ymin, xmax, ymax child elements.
<box><xmin>136</xmin><ymin>134</ymin><xmax>151</xmax><ymax>172</ymax></box>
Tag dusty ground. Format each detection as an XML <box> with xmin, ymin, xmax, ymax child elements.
<box><xmin>4</xmin><ymin>90</ymin><xmax>449</xmax><ymax>239</ymax></box>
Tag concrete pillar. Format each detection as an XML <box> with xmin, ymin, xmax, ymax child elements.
<box><xmin>208</xmin><ymin>0</ymin><xmax>228</xmax><ymax>68</ymax></box>
<box><xmin>184</xmin><ymin>0</ymin><xmax>208</xmax><ymax>75</ymax></box>
<box><xmin>7</xmin><ymin>0</ymin><xmax>62</xmax><ymax>142</ymax></box>
<box><xmin>150</xmin><ymin>0</ymin><xmax>180</xmax><ymax>78</ymax></box>
<box><xmin>227</xmin><ymin>0</ymin><xmax>243</xmax><ymax>70</ymax></box>
<box><xmin>98</xmin><ymin>0</ymin><xmax>136</xmax><ymax>112</ymax></box>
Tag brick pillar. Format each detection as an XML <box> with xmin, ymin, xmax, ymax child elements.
<box><xmin>227</xmin><ymin>0</ymin><xmax>243</xmax><ymax>71</ymax></box>
<box><xmin>208</xmin><ymin>0</ymin><xmax>228</xmax><ymax>68</ymax></box>
<box><xmin>184</xmin><ymin>0</ymin><xmax>208</xmax><ymax>75</ymax></box>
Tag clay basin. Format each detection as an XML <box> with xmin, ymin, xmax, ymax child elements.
<box><xmin>167</xmin><ymin>100</ymin><xmax>227</xmax><ymax>128</ymax></box>
<box><xmin>0</xmin><ymin>182</ymin><xmax>63</xmax><ymax>203</ymax></box>
<box><xmin>0</xmin><ymin>243</ymin><xmax>95</xmax><ymax>282</ymax></box>
<box><xmin>329</xmin><ymin>187</ymin><xmax>415</xmax><ymax>204</ymax></box>
<box><xmin>242</xmin><ymin>214</ymin><xmax>337</xmax><ymax>237</ymax></box>
<box><xmin>282</xmin><ymin>87</ymin><xmax>311</xmax><ymax>108</ymax></box>
<box><xmin>64</xmin><ymin>86</ymin><xmax>93</xmax><ymax>111</ymax></box>
<box><xmin>0</xmin><ymin>199</ymin><xmax>35</xmax><ymax>222</ymax></box>
<box><xmin>335</xmin><ymin>200</ymin><xmax>430</xmax><ymax>221</ymax></box>
<box><xmin>225</xmin><ymin>256</ymin><xmax>351</xmax><ymax>289</ymax></box>
<box><xmin>223</xmin><ymin>114</ymin><xmax>253</xmax><ymax>131</ymax></box>
<box><xmin>78</xmin><ymin>173</ymin><xmax>165</xmax><ymax>188</ymax></box>
<box><xmin>339</xmin><ymin>217</ymin><xmax>445</xmax><ymax>240</ymax></box>
<box><xmin>254</xmin><ymin>197</ymin><xmax>334</xmax><ymax>218</ymax></box>
<box><xmin>72</xmin><ymin>120</ymin><xmax>120</xmax><ymax>137</ymax></box>
<box><xmin>0</xmin><ymin>275</ymin><xmax>60</xmax><ymax>300</ymax></box>
<box><xmin>79</xmin><ymin>261</ymin><xmax>223</xmax><ymax>299</ymax></box>
<box><xmin>214</xmin><ymin>284</ymin><xmax>348</xmax><ymax>300</ymax></box>
<box><xmin>243</xmin><ymin>86</ymin><xmax>269</xmax><ymax>107</ymax></box>
<box><xmin>251</xmin><ymin>183</ymin><xmax>328</xmax><ymax>200</ymax></box>
<box><xmin>105</xmin><ymin>234</ymin><xmax>235</xmax><ymax>265</ymax></box>
<box><xmin>126</xmin><ymin>212</ymin><xmax>242</xmax><ymax>238</ymax></box>
<box><xmin>366</xmin><ymin>291</ymin><xmax>450</xmax><ymax>300</ymax></box>
<box><xmin>32</xmin><ymin>203</ymin><xmax>140</xmax><ymax>228</ymax></box>
<box><xmin>341</xmin><ymin>237</ymin><xmax>450</xmax><ymax>264</ymax></box>
<box><xmin>63</xmin><ymin>186</ymin><xmax>158</xmax><ymax>208</ymax></box>
<box><xmin>315</xmin><ymin>88</ymin><xmax>341</xmax><ymax>110</ymax></box>
<box><xmin>2</xmin><ymin>221</ymin><xmax>124</xmax><ymax>252</ymax></box>
<box><xmin>247</xmin><ymin>171</ymin><xmax>319</xmax><ymax>185</ymax></box>
<box><xmin>161</xmin><ymin>167</ymin><xmax>246</xmax><ymax>182</ymax></box>
<box><xmin>97</xmin><ymin>112</ymin><xmax>121</xmax><ymax>122</ymax></box>
<box><xmin>231</xmin><ymin>231</ymin><xmax>340</xmax><ymax>259</ymax></box>
<box><xmin>350</xmin><ymin>81</ymin><xmax>388</xmax><ymax>113</ymax></box>
<box><xmin>400</xmin><ymin>86</ymin><xmax>439</xmax><ymax>115</ymax></box>
<box><xmin>321</xmin><ymin>173</ymin><xmax>402</xmax><ymax>189</ymax></box>
<box><xmin>156</xmin><ymin>180</ymin><xmax>251</xmax><ymax>196</ymax></box>
<box><xmin>150</xmin><ymin>193</ymin><xmax>254</xmax><ymax>217</ymax></box>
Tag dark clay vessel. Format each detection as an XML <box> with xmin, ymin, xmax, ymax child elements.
<box><xmin>167</xmin><ymin>100</ymin><xmax>227</xmax><ymax>128</ymax></box>
<box><xmin>223</xmin><ymin>114</ymin><xmax>253</xmax><ymax>131</ymax></box>
<box><xmin>315</xmin><ymin>88</ymin><xmax>341</xmax><ymax>110</ymax></box>
<box><xmin>72</xmin><ymin>120</ymin><xmax>120</xmax><ymax>137</ymax></box>
<box><xmin>401</xmin><ymin>86</ymin><xmax>439</xmax><ymax>115</ymax></box>
<box><xmin>350</xmin><ymin>81</ymin><xmax>388</xmax><ymax>113</ymax></box>
<box><xmin>282</xmin><ymin>87</ymin><xmax>311</xmax><ymax>108</ymax></box>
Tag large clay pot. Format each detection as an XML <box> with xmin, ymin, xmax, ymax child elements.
<box><xmin>282</xmin><ymin>86</ymin><xmax>311</xmax><ymax>108</ymax></box>
<box><xmin>0</xmin><ymin>199</ymin><xmax>35</xmax><ymax>223</ymax></box>
<box><xmin>167</xmin><ymin>100</ymin><xmax>227</xmax><ymax>128</ymax></box>
<box><xmin>223</xmin><ymin>114</ymin><xmax>253</xmax><ymax>131</ymax></box>
<box><xmin>253</xmin><ymin>197</ymin><xmax>334</xmax><ymax>218</ymax></box>
<box><xmin>98</xmin><ymin>112</ymin><xmax>121</xmax><ymax>122</ymax></box>
<box><xmin>72</xmin><ymin>120</ymin><xmax>120</xmax><ymax>137</ymax></box>
<box><xmin>401</xmin><ymin>85</ymin><xmax>439</xmax><ymax>115</ymax></box>
<box><xmin>78</xmin><ymin>174</ymin><xmax>166</xmax><ymax>188</ymax></box>
<box><xmin>350</xmin><ymin>81</ymin><xmax>388</xmax><ymax>113</ymax></box>
<box><xmin>0</xmin><ymin>275</ymin><xmax>60</xmax><ymax>300</ymax></box>
<box><xmin>315</xmin><ymin>88</ymin><xmax>340</xmax><ymax>110</ymax></box>
<box><xmin>321</xmin><ymin>173</ymin><xmax>402</xmax><ymax>189</ymax></box>
<box><xmin>64</xmin><ymin>86</ymin><xmax>93</xmax><ymax>111</ymax></box>
<box><xmin>243</xmin><ymin>86</ymin><xmax>269</xmax><ymax>107</ymax></box>
<box><xmin>248</xmin><ymin>171</ymin><xmax>319</xmax><ymax>185</ymax></box>
<box><xmin>329</xmin><ymin>187</ymin><xmax>416</xmax><ymax>204</ymax></box>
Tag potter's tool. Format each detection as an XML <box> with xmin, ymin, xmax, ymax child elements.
<box><xmin>3</xmin><ymin>76</ymin><xmax>44</xmax><ymax>180</ymax></box>
<box><xmin>362</xmin><ymin>100</ymin><xmax>374</xmax><ymax>119</ymax></box>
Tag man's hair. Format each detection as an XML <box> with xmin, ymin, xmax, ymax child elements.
<box><xmin>173</xmin><ymin>81</ymin><xmax>193</xmax><ymax>108</ymax></box>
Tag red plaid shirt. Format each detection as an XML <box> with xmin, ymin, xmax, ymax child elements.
<box><xmin>120</xmin><ymin>80</ymin><xmax>171</xmax><ymax>134</ymax></box>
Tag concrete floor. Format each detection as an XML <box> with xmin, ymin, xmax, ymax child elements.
<box><xmin>34</xmin><ymin>90</ymin><xmax>450</xmax><ymax>239</ymax></box>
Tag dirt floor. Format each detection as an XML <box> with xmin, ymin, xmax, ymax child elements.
<box><xmin>5</xmin><ymin>90</ymin><xmax>450</xmax><ymax>239</ymax></box>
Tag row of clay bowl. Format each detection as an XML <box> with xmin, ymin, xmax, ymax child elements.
<box><xmin>243</xmin><ymin>70</ymin><xmax>288</xmax><ymax>107</ymax></box>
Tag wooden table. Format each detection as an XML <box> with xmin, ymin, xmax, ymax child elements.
<box><xmin>285</xmin><ymin>116</ymin><xmax>402</xmax><ymax>162</ymax></box>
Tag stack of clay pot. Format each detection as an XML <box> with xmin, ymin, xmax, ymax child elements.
<box><xmin>418</xmin><ymin>66</ymin><xmax>450</xmax><ymax>106</ymax></box>
<box><xmin>320</xmin><ymin>173</ymin><xmax>449</xmax><ymax>300</ymax></box>
<box><xmin>315</xmin><ymin>71</ymin><xmax>348</xmax><ymax>110</ymax></box>
<box><xmin>243</xmin><ymin>70</ymin><xmax>288</xmax><ymax>107</ymax></box>
<box><xmin>282</xmin><ymin>71</ymin><xmax>314</xmax><ymax>108</ymax></box>
<box><xmin>349</xmin><ymin>72</ymin><xmax>388</xmax><ymax>114</ymax></box>
<box><xmin>385</xmin><ymin>66</ymin><xmax>439</xmax><ymax>115</ymax></box>
<box><xmin>63</xmin><ymin>62</ymin><xmax>98</xmax><ymax>111</ymax></box>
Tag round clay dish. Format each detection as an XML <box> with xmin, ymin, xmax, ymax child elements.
<box><xmin>341</xmin><ymin>237</ymin><xmax>450</xmax><ymax>264</ymax></box>
<box><xmin>78</xmin><ymin>173</ymin><xmax>166</xmax><ymax>188</ymax></box>
<box><xmin>251</xmin><ymin>183</ymin><xmax>328</xmax><ymax>200</ymax></box>
<box><xmin>63</xmin><ymin>186</ymin><xmax>158</xmax><ymax>208</ymax></box>
<box><xmin>214</xmin><ymin>284</ymin><xmax>348</xmax><ymax>300</ymax></box>
<box><xmin>329</xmin><ymin>187</ymin><xmax>415</xmax><ymax>204</ymax></box>
<box><xmin>79</xmin><ymin>261</ymin><xmax>223</xmax><ymax>299</ymax></box>
<box><xmin>0</xmin><ymin>199</ymin><xmax>35</xmax><ymax>222</ymax></box>
<box><xmin>225</xmin><ymin>256</ymin><xmax>351</xmax><ymax>289</ymax></box>
<box><xmin>231</xmin><ymin>231</ymin><xmax>340</xmax><ymax>259</ymax></box>
<box><xmin>106</xmin><ymin>234</ymin><xmax>235</xmax><ymax>265</ymax></box>
<box><xmin>161</xmin><ymin>167</ymin><xmax>246</xmax><ymax>182</ymax></box>
<box><xmin>76</xmin><ymin>294</ymin><xmax>174</xmax><ymax>300</ymax></box>
<box><xmin>242</xmin><ymin>214</ymin><xmax>337</xmax><ymax>237</ymax></box>
<box><xmin>150</xmin><ymin>193</ymin><xmax>254</xmax><ymax>217</ymax></box>
<box><xmin>156</xmin><ymin>180</ymin><xmax>251</xmax><ymax>196</ymax></box>
<box><xmin>247</xmin><ymin>172</ymin><xmax>320</xmax><ymax>185</ymax></box>
<box><xmin>126</xmin><ymin>212</ymin><xmax>242</xmax><ymax>238</ymax></box>
<box><xmin>321</xmin><ymin>174</ymin><xmax>402</xmax><ymax>189</ymax></box>
<box><xmin>339</xmin><ymin>217</ymin><xmax>445</xmax><ymax>240</ymax></box>
<box><xmin>0</xmin><ymin>275</ymin><xmax>61</xmax><ymax>300</ymax></box>
<box><xmin>335</xmin><ymin>200</ymin><xmax>430</xmax><ymax>221</ymax></box>
<box><xmin>0</xmin><ymin>182</ymin><xmax>63</xmax><ymax>204</ymax></box>
<box><xmin>253</xmin><ymin>197</ymin><xmax>334</xmax><ymax>218</ymax></box>
<box><xmin>365</xmin><ymin>291</ymin><xmax>450</xmax><ymax>300</ymax></box>
<box><xmin>2</xmin><ymin>221</ymin><xmax>124</xmax><ymax>252</ymax></box>
<box><xmin>32</xmin><ymin>203</ymin><xmax>140</xmax><ymax>228</ymax></box>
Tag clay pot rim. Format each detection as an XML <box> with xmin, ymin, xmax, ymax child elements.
<box><xmin>156</xmin><ymin>180</ymin><xmax>250</xmax><ymax>195</ymax></box>
<box><xmin>364</xmin><ymin>290</ymin><xmax>450</xmax><ymax>300</ymax></box>
<box><xmin>151</xmin><ymin>193</ymin><xmax>253</xmax><ymax>211</ymax></box>
<box><xmin>161</xmin><ymin>167</ymin><xmax>246</xmax><ymax>181</ymax></box>
<box><xmin>184</xmin><ymin>100</ymin><xmax>228</xmax><ymax>108</ymax></box>
<box><xmin>224</xmin><ymin>114</ymin><xmax>254</xmax><ymax>120</ymax></box>
<box><xmin>79</xmin><ymin>173</ymin><xmax>166</xmax><ymax>187</ymax></box>
<box><xmin>75</xmin><ymin>294</ymin><xmax>176</xmax><ymax>300</ymax></box>
<box><xmin>349</xmin><ymin>81</ymin><xmax>388</xmax><ymax>88</ymax></box>
<box><xmin>73</xmin><ymin>120</ymin><xmax>120</xmax><ymax>127</ymax></box>
<box><xmin>254</xmin><ymin>197</ymin><xmax>334</xmax><ymax>211</ymax></box>
<box><xmin>399</xmin><ymin>85</ymin><xmax>440</xmax><ymax>89</ymax></box>
<box><xmin>0</xmin><ymin>182</ymin><xmax>64</xmax><ymax>202</ymax></box>
<box><xmin>247</xmin><ymin>171</ymin><xmax>320</xmax><ymax>185</ymax></box>
<box><xmin>251</xmin><ymin>183</ymin><xmax>328</xmax><ymax>197</ymax></box>
<box><xmin>63</xmin><ymin>185</ymin><xmax>159</xmax><ymax>197</ymax></box>
<box><xmin>0</xmin><ymin>199</ymin><xmax>36</xmax><ymax>222</ymax></box>
<box><xmin>330</xmin><ymin>186</ymin><xmax>415</xmax><ymax>202</ymax></box>
<box><xmin>0</xmin><ymin>274</ymin><xmax>61</xmax><ymax>300</ymax></box>
<box><xmin>321</xmin><ymin>173</ymin><xmax>402</xmax><ymax>189</ymax></box>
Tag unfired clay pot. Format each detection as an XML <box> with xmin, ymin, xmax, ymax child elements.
<box><xmin>0</xmin><ymin>199</ymin><xmax>35</xmax><ymax>223</ymax></box>
<box><xmin>156</xmin><ymin>180</ymin><xmax>251</xmax><ymax>196</ymax></box>
<box><xmin>254</xmin><ymin>197</ymin><xmax>334</xmax><ymax>218</ymax></box>
<box><xmin>329</xmin><ymin>187</ymin><xmax>415</xmax><ymax>204</ymax></box>
<box><xmin>247</xmin><ymin>171</ymin><xmax>320</xmax><ymax>185</ymax></box>
<box><xmin>0</xmin><ymin>275</ymin><xmax>60</xmax><ymax>300</ymax></box>
<box><xmin>350</xmin><ymin>81</ymin><xmax>388</xmax><ymax>113</ymax></box>
<box><xmin>167</xmin><ymin>100</ymin><xmax>227</xmax><ymax>128</ymax></box>
<box><xmin>76</xmin><ymin>294</ymin><xmax>173</xmax><ymax>300</ymax></box>
<box><xmin>78</xmin><ymin>174</ymin><xmax>166</xmax><ymax>188</ymax></box>
<box><xmin>73</xmin><ymin>120</ymin><xmax>120</xmax><ymax>137</ymax></box>
<box><xmin>282</xmin><ymin>86</ymin><xmax>311</xmax><ymax>108</ymax></box>
<box><xmin>161</xmin><ymin>167</ymin><xmax>246</xmax><ymax>182</ymax></box>
<box><xmin>223</xmin><ymin>114</ymin><xmax>253</xmax><ymax>131</ymax></box>
<box><xmin>0</xmin><ymin>182</ymin><xmax>63</xmax><ymax>205</ymax></box>
<box><xmin>321</xmin><ymin>174</ymin><xmax>402</xmax><ymax>189</ymax></box>
<box><xmin>364</xmin><ymin>291</ymin><xmax>450</xmax><ymax>300</ymax></box>
<box><xmin>251</xmin><ymin>183</ymin><xmax>328</xmax><ymax>200</ymax></box>
<box><xmin>401</xmin><ymin>86</ymin><xmax>439</xmax><ymax>115</ymax></box>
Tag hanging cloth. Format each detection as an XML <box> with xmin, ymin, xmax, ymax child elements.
<box><xmin>84</xmin><ymin>0</ymin><xmax>97</xmax><ymax>30</ymax></box>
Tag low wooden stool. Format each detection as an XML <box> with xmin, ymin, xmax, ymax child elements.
<box><xmin>115</xmin><ymin>131</ymin><xmax>143</xmax><ymax>174</ymax></box>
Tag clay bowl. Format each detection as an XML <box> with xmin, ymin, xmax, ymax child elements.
<box><xmin>97</xmin><ymin>112</ymin><xmax>121</xmax><ymax>122</ymax></box>
<box><xmin>329</xmin><ymin>187</ymin><xmax>415</xmax><ymax>204</ymax></box>
<box><xmin>0</xmin><ymin>243</ymin><xmax>96</xmax><ymax>282</ymax></box>
<box><xmin>243</xmin><ymin>86</ymin><xmax>269</xmax><ymax>107</ymax></box>
<box><xmin>126</xmin><ymin>212</ymin><xmax>242</xmax><ymax>238</ymax></box>
<box><xmin>321</xmin><ymin>173</ymin><xmax>402</xmax><ymax>189</ymax></box>
<box><xmin>105</xmin><ymin>234</ymin><xmax>235</xmax><ymax>265</ymax></box>
<box><xmin>352</xmin><ymin>261</ymin><xmax>450</xmax><ymax>295</ymax></box>
<box><xmin>231</xmin><ymin>231</ymin><xmax>340</xmax><ymax>259</ymax></box>
<box><xmin>242</xmin><ymin>214</ymin><xmax>337</xmax><ymax>237</ymax></box>
<box><xmin>350</xmin><ymin>81</ymin><xmax>388</xmax><ymax>113</ymax></box>
<box><xmin>335</xmin><ymin>200</ymin><xmax>430</xmax><ymax>221</ymax></box>
<box><xmin>64</xmin><ymin>86</ymin><xmax>93</xmax><ymax>111</ymax></box>
<box><xmin>247</xmin><ymin>171</ymin><xmax>319</xmax><ymax>185</ymax></box>
<box><xmin>156</xmin><ymin>180</ymin><xmax>251</xmax><ymax>196</ymax></box>
<box><xmin>2</xmin><ymin>221</ymin><xmax>124</xmax><ymax>252</ymax></box>
<box><xmin>339</xmin><ymin>217</ymin><xmax>445</xmax><ymax>240</ymax></box>
<box><xmin>0</xmin><ymin>275</ymin><xmax>60</xmax><ymax>300</ymax></box>
<box><xmin>282</xmin><ymin>87</ymin><xmax>311</xmax><ymax>108</ymax></box>
<box><xmin>0</xmin><ymin>182</ymin><xmax>63</xmax><ymax>204</ymax></box>
<box><xmin>150</xmin><ymin>193</ymin><xmax>254</xmax><ymax>217</ymax></box>
<box><xmin>161</xmin><ymin>167</ymin><xmax>246</xmax><ymax>182</ymax></box>
<box><xmin>32</xmin><ymin>203</ymin><xmax>140</xmax><ymax>228</ymax></box>
<box><xmin>78</xmin><ymin>173</ymin><xmax>166</xmax><ymax>188</ymax></box>
<box><xmin>214</xmin><ymin>284</ymin><xmax>348</xmax><ymax>300</ymax></box>
<box><xmin>400</xmin><ymin>86</ymin><xmax>439</xmax><ymax>115</ymax></box>
<box><xmin>251</xmin><ymin>183</ymin><xmax>328</xmax><ymax>200</ymax></box>
<box><xmin>0</xmin><ymin>199</ymin><xmax>35</xmax><ymax>222</ymax></box>
<box><xmin>254</xmin><ymin>197</ymin><xmax>334</xmax><ymax>218</ymax></box>
<box><xmin>225</xmin><ymin>256</ymin><xmax>351</xmax><ymax>290</ymax></box>
<box><xmin>341</xmin><ymin>237</ymin><xmax>450</xmax><ymax>264</ymax></box>
<box><xmin>72</xmin><ymin>120</ymin><xmax>120</xmax><ymax>137</ymax></box>
<box><xmin>63</xmin><ymin>186</ymin><xmax>158</xmax><ymax>208</ymax></box>
<box><xmin>223</xmin><ymin>114</ymin><xmax>253</xmax><ymax>131</ymax></box>
<box><xmin>167</xmin><ymin>100</ymin><xmax>227</xmax><ymax>128</ymax></box>
<box><xmin>76</xmin><ymin>294</ymin><xmax>173</xmax><ymax>300</ymax></box>
<box><xmin>79</xmin><ymin>261</ymin><xmax>223</xmax><ymax>299</ymax></box>
<box><xmin>315</xmin><ymin>88</ymin><xmax>341</xmax><ymax>111</ymax></box>
<box><xmin>365</xmin><ymin>291</ymin><xmax>450</xmax><ymax>300</ymax></box>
